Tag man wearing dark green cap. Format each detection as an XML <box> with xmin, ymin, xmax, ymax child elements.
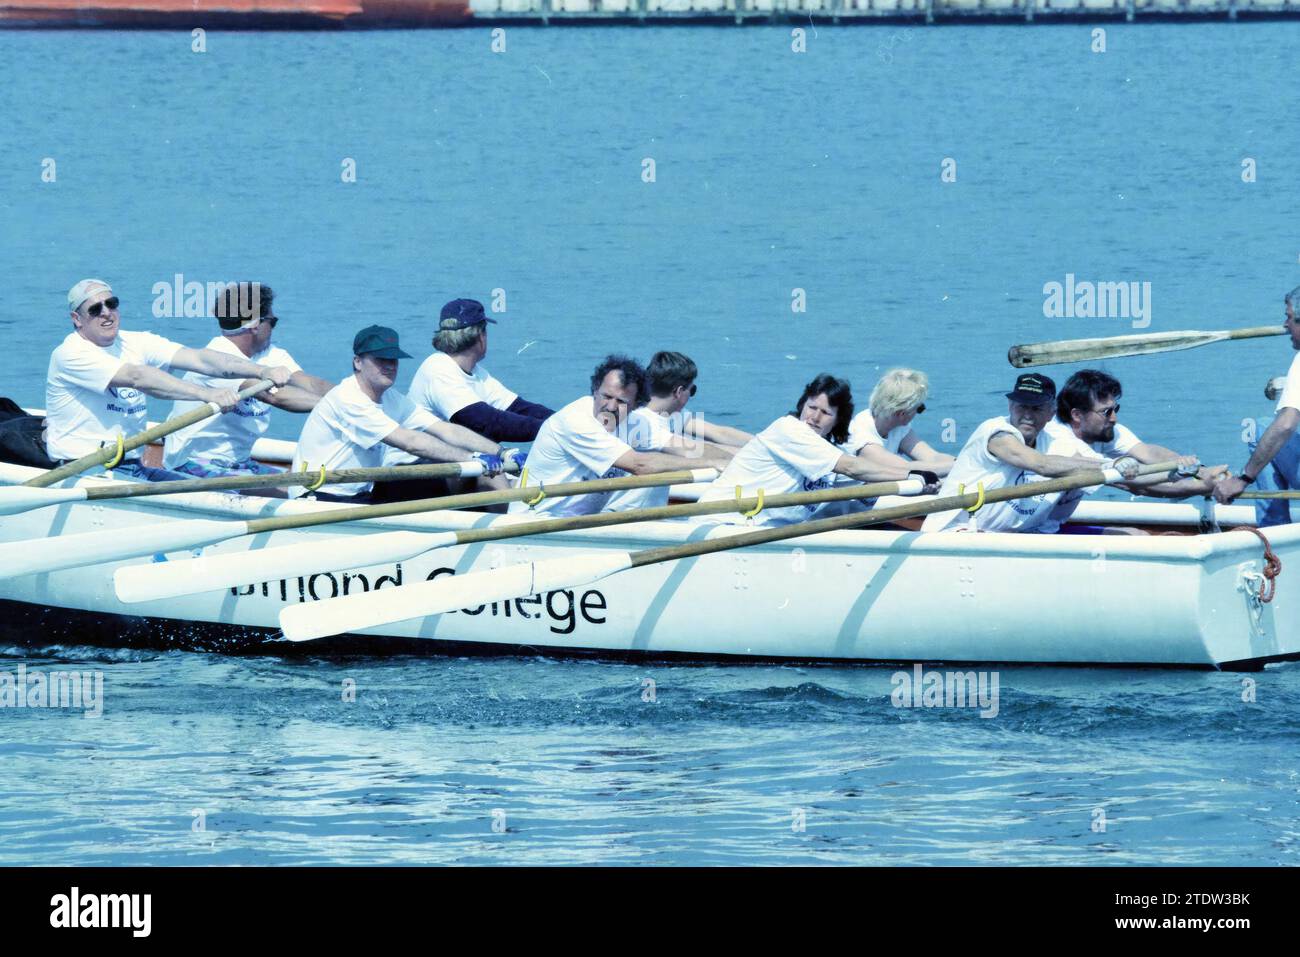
<box><xmin>290</xmin><ymin>325</ymin><xmax>508</xmax><ymax>503</ymax></box>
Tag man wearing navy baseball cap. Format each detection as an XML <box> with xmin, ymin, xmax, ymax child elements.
<box><xmin>407</xmin><ymin>298</ymin><xmax>555</xmax><ymax>443</ymax></box>
<box><xmin>290</xmin><ymin>324</ymin><xmax>519</xmax><ymax>503</ymax></box>
<box><xmin>921</xmin><ymin>372</ymin><xmax>1135</xmax><ymax>534</ymax></box>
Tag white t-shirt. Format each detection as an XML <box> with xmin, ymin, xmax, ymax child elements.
<box><xmin>1042</xmin><ymin>418</ymin><xmax>1140</xmax><ymax>459</ymax></box>
<box><xmin>695</xmin><ymin>415</ymin><xmax>844</xmax><ymax>526</ymax></box>
<box><xmin>1035</xmin><ymin>419</ymin><xmax>1142</xmax><ymax>533</ymax></box>
<box><xmin>508</xmin><ymin>396</ymin><xmax>633</xmax><ymax>518</ymax></box>
<box><xmin>45</xmin><ymin>329</ymin><xmax>183</xmax><ymax>461</ymax></box>
<box><xmin>408</xmin><ymin>352</ymin><xmax>518</xmax><ymax>421</ymax></box>
<box><xmin>290</xmin><ymin>375</ymin><xmax>440</xmax><ymax>498</ymax></box>
<box><xmin>162</xmin><ymin>335</ymin><xmax>302</xmax><ymax>468</ymax></box>
<box><xmin>1276</xmin><ymin>352</ymin><xmax>1300</xmax><ymax>414</ymax></box>
<box><xmin>605</xmin><ymin>408</ymin><xmax>677</xmax><ymax>512</ymax></box>
<box><xmin>920</xmin><ymin>416</ymin><xmax>1061</xmax><ymax>534</ymax></box>
<box><xmin>843</xmin><ymin>411</ymin><xmax>909</xmax><ymax>455</ymax></box>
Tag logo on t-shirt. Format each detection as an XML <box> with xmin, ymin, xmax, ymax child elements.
<box><xmin>802</xmin><ymin>476</ymin><xmax>833</xmax><ymax>493</ymax></box>
<box><xmin>106</xmin><ymin>385</ymin><xmax>146</xmax><ymax>415</ymax></box>
<box><xmin>1009</xmin><ymin>470</ymin><xmax>1045</xmax><ymax>516</ymax></box>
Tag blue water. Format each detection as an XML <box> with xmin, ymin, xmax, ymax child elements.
<box><xmin>2</xmin><ymin>24</ymin><xmax>1299</xmax><ymax>864</ymax></box>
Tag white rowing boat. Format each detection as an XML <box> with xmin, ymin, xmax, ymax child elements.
<box><xmin>0</xmin><ymin>460</ymin><xmax>1294</xmax><ymax>670</ymax></box>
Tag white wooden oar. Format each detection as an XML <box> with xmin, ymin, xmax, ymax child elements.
<box><xmin>114</xmin><ymin>478</ymin><xmax>928</xmax><ymax>603</ymax></box>
<box><xmin>22</xmin><ymin>379</ymin><xmax>275</xmax><ymax>488</ymax></box>
<box><xmin>1008</xmin><ymin>326</ymin><xmax>1284</xmax><ymax>369</ymax></box>
<box><xmin>0</xmin><ymin>459</ymin><xmax>514</xmax><ymax>518</ymax></box>
<box><xmin>279</xmin><ymin>461</ymin><xmax>1180</xmax><ymax>643</ymax></box>
<box><xmin>0</xmin><ymin>468</ymin><xmax>718</xmax><ymax>581</ymax></box>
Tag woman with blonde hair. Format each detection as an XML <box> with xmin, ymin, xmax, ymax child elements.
<box><xmin>844</xmin><ymin>368</ymin><xmax>954</xmax><ymax>477</ymax></box>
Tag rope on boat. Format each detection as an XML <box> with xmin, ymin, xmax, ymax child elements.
<box><xmin>1229</xmin><ymin>526</ymin><xmax>1282</xmax><ymax>603</ymax></box>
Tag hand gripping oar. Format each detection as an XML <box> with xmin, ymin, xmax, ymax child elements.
<box><xmin>279</xmin><ymin>461</ymin><xmax>1180</xmax><ymax>643</ymax></box>
<box><xmin>0</xmin><ymin>459</ymin><xmax>519</xmax><ymax>518</ymax></box>
<box><xmin>21</xmin><ymin>379</ymin><xmax>276</xmax><ymax>489</ymax></box>
<box><xmin>114</xmin><ymin>477</ymin><xmax>932</xmax><ymax>603</ymax></box>
<box><xmin>0</xmin><ymin>468</ymin><xmax>720</xmax><ymax>581</ymax></box>
<box><xmin>1008</xmin><ymin>327</ymin><xmax>1284</xmax><ymax>369</ymax></box>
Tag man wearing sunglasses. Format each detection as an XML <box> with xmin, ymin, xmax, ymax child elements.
<box><xmin>1046</xmin><ymin>370</ymin><xmax>1222</xmax><ymax>490</ymax></box>
<box><xmin>45</xmin><ymin>279</ymin><xmax>294</xmax><ymax>480</ymax></box>
<box><xmin>163</xmin><ymin>282</ymin><xmax>334</xmax><ymax>478</ymax></box>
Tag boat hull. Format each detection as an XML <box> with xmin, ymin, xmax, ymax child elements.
<box><xmin>1</xmin><ymin>463</ymin><xmax>1296</xmax><ymax>669</ymax></box>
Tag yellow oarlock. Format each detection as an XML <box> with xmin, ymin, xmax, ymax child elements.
<box><xmin>956</xmin><ymin>481</ymin><xmax>986</xmax><ymax>513</ymax></box>
<box><xmin>303</xmin><ymin>464</ymin><xmax>328</xmax><ymax>492</ymax></box>
<box><xmin>517</xmin><ymin>467</ymin><xmax>546</xmax><ymax>508</ymax></box>
<box><xmin>103</xmin><ymin>434</ymin><xmax>125</xmax><ymax>470</ymax></box>
<box><xmin>736</xmin><ymin>485</ymin><xmax>765</xmax><ymax>519</ymax></box>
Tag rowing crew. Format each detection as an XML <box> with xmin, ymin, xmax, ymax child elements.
<box><xmin>32</xmin><ymin>277</ymin><xmax>1224</xmax><ymax>532</ymax></box>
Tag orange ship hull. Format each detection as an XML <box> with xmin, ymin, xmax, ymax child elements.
<box><xmin>0</xmin><ymin>0</ymin><xmax>472</xmax><ymax>27</ymax></box>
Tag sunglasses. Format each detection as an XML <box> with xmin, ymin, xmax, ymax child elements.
<box><xmin>1091</xmin><ymin>403</ymin><xmax>1121</xmax><ymax>417</ymax></box>
<box><xmin>85</xmin><ymin>297</ymin><xmax>119</xmax><ymax>318</ymax></box>
<box><xmin>915</xmin><ymin>403</ymin><xmax>927</xmax><ymax>414</ymax></box>
<box><xmin>685</xmin><ymin>384</ymin><xmax>697</xmax><ymax>398</ymax></box>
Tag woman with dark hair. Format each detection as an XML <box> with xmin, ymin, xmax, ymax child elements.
<box><xmin>694</xmin><ymin>373</ymin><xmax>933</xmax><ymax>527</ymax></box>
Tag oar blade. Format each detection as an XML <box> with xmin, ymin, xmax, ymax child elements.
<box><xmin>0</xmin><ymin>485</ymin><xmax>88</xmax><ymax>517</ymax></box>
<box><xmin>1008</xmin><ymin>330</ymin><xmax>1226</xmax><ymax>368</ymax></box>
<box><xmin>279</xmin><ymin>551</ymin><xmax>634</xmax><ymax>643</ymax></box>
<box><xmin>0</xmin><ymin>519</ymin><xmax>245</xmax><ymax>580</ymax></box>
<box><xmin>114</xmin><ymin>529</ymin><xmax>458</xmax><ymax>604</ymax></box>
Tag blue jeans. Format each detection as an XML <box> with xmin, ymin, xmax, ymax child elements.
<box><xmin>1249</xmin><ymin>416</ymin><xmax>1300</xmax><ymax>526</ymax></box>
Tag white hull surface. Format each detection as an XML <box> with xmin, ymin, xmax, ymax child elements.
<box><xmin>0</xmin><ymin>463</ymin><xmax>1296</xmax><ymax>669</ymax></box>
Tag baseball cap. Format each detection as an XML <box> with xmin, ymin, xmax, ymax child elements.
<box><xmin>353</xmin><ymin>325</ymin><xmax>411</xmax><ymax>359</ymax></box>
<box><xmin>68</xmin><ymin>279</ymin><xmax>112</xmax><ymax>312</ymax></box>
<box><xmin>1005</xmin><ymin>373</ymin><xmax>1057</xmax><ymax>406</ymax></box>
<box><xmin>439</xmin><ymin>298</ymin><xmax>497</xmax><ymax>331</ymax></box>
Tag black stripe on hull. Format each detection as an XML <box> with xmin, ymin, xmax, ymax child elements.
<box><xmin>0</xmin><ymin>598</ymin><xmax>1292</xmax><ymax>671</ymax></box>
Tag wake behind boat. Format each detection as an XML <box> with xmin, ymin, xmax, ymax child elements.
<box><xmin>1</xmin><ymin>458</ymin><xmax>1294</xmax><ymax>670</ymax></box>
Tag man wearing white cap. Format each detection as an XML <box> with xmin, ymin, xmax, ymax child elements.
<box><xmin>163</xmin><ymin>282</ymin><xmax>334</xmax><ymax>477</ymax></box>
<box><xmin>46</xmin><ymin>279</ymin><xmax>293</xmax><ymax>480</ymax></box>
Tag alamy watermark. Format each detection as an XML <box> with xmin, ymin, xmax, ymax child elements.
<box><xmin>0</xmin><ymin>664</ymin><xmax>103</xmax><ymax>718</ymax></box>
<box><xmin>151</xmin><ymin>274</ymin><xmax>261</xmax><ymax>320</ymax></box>
<box><xmin>891</xmin><ymin>664</ymin><xmax>999</xmax><ymax>718</ymax></box>
<box><xmin>1042</xmin><ymin>273</ymin><xmax>1151</xmax><ymax>329</ymax></box>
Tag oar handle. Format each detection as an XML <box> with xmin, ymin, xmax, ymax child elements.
<box><xmin>243</xmin><ymin>467</ymin><xmax>721</xmax><ymax>536</ymax></box>
<box><xmin>629</xmin><ymin>461</ymin><xmax>1181</xmax><ymax>569</ymax></box>
<box><xmin>24</xmin><ymin>379</ymin><xmax>276</xmax><ymax>488</ymax></box>
<box><xmin>1227</xmin><ymin>326</ymin><xmax>1287</xmax><ymax>341</ymax></box>
<box><xmin>84</xmin><ymin>459</ymin><xmax>523</xmax><ymax>500</ymax></box>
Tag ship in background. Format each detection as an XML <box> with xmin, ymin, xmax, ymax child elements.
<box><xmin>0</xmin><ymin>1</ymin><xmax>473</xmax><ymax>28</ymax></box>
<box><xmin>2</xmin><ymin>0</ymin><xmax>1296</xmax><ymax>27</ymax></box>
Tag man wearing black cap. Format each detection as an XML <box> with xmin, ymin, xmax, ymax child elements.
<box><xmin>163</xmin><ymin>282</ymin><xmax>335</xmax><ymax>477</ymax></box>
<box><xmin>921</xmin><ymin>373</ymin><xmax>1126</xmax><ymax>533</ymax></box>
<box><xmin>290</xmin><ymin>325</ymin><xmax>508</xmax><ymax>503</ymax></box>
<box><xmin>407</xmin><ymin>298</ymin><xmax>554</xmax><ymax>443</ymax></box>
